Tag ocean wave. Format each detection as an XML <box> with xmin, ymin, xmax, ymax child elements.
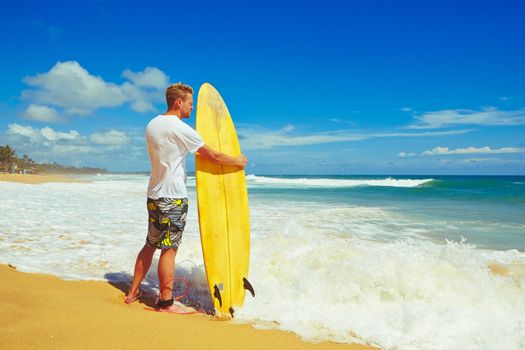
<box><xmin>238</xmin><ymin>233</ymin><xmax>525</xmax><ymax>350</ymax></box>
<box><xmin>245</xmin><ymin>175</ymin><xmax>434</xmax><ymax>188</ymax></box>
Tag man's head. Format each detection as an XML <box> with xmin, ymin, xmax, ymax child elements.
<box><xmin>165</xmin><ymin>82</ymin><xmax>194</xmax><ymax>118</ymax></box>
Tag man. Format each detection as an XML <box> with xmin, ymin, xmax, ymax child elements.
<box><xmin>124</xmin><ymin>82</ymin><xmax>247</xmax><ymax>310</ymax></box>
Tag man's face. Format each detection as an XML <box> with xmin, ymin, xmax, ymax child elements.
<box><xmin>180</xmin><ymin>93</ymin><xmax>194</xmax><ymax>118</ymax></box>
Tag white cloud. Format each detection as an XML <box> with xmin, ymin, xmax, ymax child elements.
<box><xmin>118</xmin><ymin>67</ymin><xmax>170</xmax><ymax>112</ymax></box>
<box><xmin>456</xmin><ymin>158</ymin><xmax>501</xmax><ymax>164</ymax></box>
<box><xmin>2</xmin><ymin>123</ymin><xmax>150</xmax><ymax>170</ymax></box>
<box><xmin>329</xmin><ymin>118</ymin><xmax>358</xmax><ymax>127</ymax></box>
<box><xmin>22</xmin><ymin>104</ymin><xmax>60</xmax><ymax>123</ymax></box>
<box><xmin>7</xmin><ymin>123</ymin><xmax>83</xmax><ymax>145</ymax></box>
<box><xmin>398</xmin><ymin>152</ymin><xmax>416</xmax><ymax>158</ymax></box>
<box><xmin>237</xmin><ymin>124</ymin><xmax>472</xmax><ymax>150</ymax></box>
<box><xmin>21</xmin><ymin>61</ymin><xmax>169</xmax><ymax>116</ymax></box>
<box><xmin>22</xmin><ymin>61</ymin><xmax>126</xmax><ymax>115</ymax></box>
<box><xmin>89</xmin><ymin>130</ymin><xmax>130</xmax><ymax>145</ymax></box>
<box><xmin>281</xmin><ymin>124</ymin><xmax>294</xmax><ymax>132</ymax></box>
<box><xmin>5</xmin><ymin>123</ymin><xmax>135</xmax><ymax>156</ymax></box>
<box><xmin>408</xmin><ymin>107</ymin><xmax>525</xmax><ymax>129</ymax></box>
<box><xmin>121</xmin><ymin>67</ymin><xmax>169</xmax><ymax>89</ymax></box>
<box><xmin>119</xmin><ymin>82</ymin><xmax>156</xmax><ymax>112</ymax></box>
<box><xmin>400</xmin><ymin>107</ymin><xmax>413</xmax><ymax>112</ymax></box>
<box><xmin>238</xmin><ymin>125</ymin><xmax>362</xmax><ymax>149</ymax></box>
<box><xmin>7</xmin><ymin>124</ymin><xmax>41</xmax><ymax>142</ymax></box>
<box><xmin>422</xmin><ymin>146</ymin><xmax>525</xmax><ymax>156</ymax></box>
<box><xmin>41</xmin><ymin>127</ymin><xmax>80</xmax><ymax>142</ymax></box>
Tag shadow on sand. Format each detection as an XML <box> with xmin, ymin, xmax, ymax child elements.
<box><xmin>104</xmin><ymin>265</ymin><xmax>214</xmax><ymax>314</ymax></box>
<box><xmin>104</xmin><ymin>271</ymin><xmax>158</xmax><ymax>308</ymax></box>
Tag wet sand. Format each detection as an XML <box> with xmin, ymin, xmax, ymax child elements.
<box><xmin>0</xmin><ymin>264</ymin><xmax>375</xmax><ymax>349</ymax></box>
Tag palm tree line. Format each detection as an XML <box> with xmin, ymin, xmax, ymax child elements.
<box><xmin>0</xmin><ymin>145</ymin><xmax>107</xmax><ymax>174</ymax></box>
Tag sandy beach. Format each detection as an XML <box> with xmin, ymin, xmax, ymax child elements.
<box><xmin>0</xmin><ymin>264</ymin><xmax>374</xmax><ymax>349</ymax></box>
<box><xmin>0</xmin><ymin>173</ymin><xmax>83</xmax><ymax>184</ymax></box>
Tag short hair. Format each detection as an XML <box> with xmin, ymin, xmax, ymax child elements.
<box><xmin>165</xmin><ymin>82</ymin><xmax>193</xmax><ymax>108</ymax></box>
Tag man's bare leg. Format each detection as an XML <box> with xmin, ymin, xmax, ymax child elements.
<box><xmin>158</xmin><ymin>247</ymin><xmax>177</xmax><ymax>302</ymax></box>
<box><xmin>125</xmin><ymin>244</ymin><xmax>156</xmax><ymax>304</ymax></box>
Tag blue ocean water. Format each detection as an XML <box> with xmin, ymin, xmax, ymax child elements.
<box><xmin>245</xmin><ymin>175</ymin><xmax>525</xmax><ymax>251</ymax></box>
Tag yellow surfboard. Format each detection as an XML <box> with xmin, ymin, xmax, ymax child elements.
<box><xmin>195</xmin><ymin>83</ymin><xmax>254</xmax><ymax>318</ymax></box>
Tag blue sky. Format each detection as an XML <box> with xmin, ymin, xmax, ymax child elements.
<box><xmin>1</xmin><ymin>0</ymin><xmax>524</xmax><ymax>174</ymax></box>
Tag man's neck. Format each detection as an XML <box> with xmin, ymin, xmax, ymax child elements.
<box><xmin>163</xmin><ymin>109</ymin><xmax>183</xmax><ymax>119</ymax></box>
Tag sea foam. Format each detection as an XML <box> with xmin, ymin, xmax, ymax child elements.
<box><xmin>245</xmin><ymin>175</ymin><xmax>434</xmax><ymax>188</ymax></box>
<box><xmin>238</xmin><ymin>224</ymin><xmax>525</xmax><ymax>350</ymax></box>
<box><xmin>1</xmin><ymin>175</ymin><xmax>524</xmax><ymax>349</ymax></box>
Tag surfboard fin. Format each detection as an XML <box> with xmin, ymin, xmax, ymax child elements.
<box><xmin>243</xmin><ymin>277</ymin><xmax>255</xmax><ymax>297</ymax></box>
<box><xmin>229</xmin><ymin>307</ymin><xmax>235</xmax><ymax>318</ymax></box>
<box><xmin>213</xmin><ymin>284</ymin><xmax>223</xmax><ymax>307</ymax></box>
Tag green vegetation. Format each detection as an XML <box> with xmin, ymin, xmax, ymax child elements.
<box><xmin>0</xmin><ymin>145</ymin><xmax>107</xmax><ymax>174</ymax></box>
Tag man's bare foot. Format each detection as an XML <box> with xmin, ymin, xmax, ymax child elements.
<box><xmin>124</xmin><ymin>289</ymin><xmax>142</xmax><ymax>304</ymax></box>
<box><xmin>158</xmin><ymin>301</ymin><xmax>197</xmax><ymax>314</ymax></box>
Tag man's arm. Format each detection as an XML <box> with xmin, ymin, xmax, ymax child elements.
<box><xmin>196</xmin><ymin>144</ymin><xmax>248</xmax><ymax>169</ymax></box>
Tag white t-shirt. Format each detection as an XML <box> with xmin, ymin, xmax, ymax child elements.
<box><xmin>146</xmin><ymin>115</ymin><xmax>205</xmax><ymax>199</ymax></box>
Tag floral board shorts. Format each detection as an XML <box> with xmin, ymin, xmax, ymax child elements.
<box><xmin>146</xmin><ymin>197</ymin><xmax>188</xmax><ymax>249</ymax></box>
